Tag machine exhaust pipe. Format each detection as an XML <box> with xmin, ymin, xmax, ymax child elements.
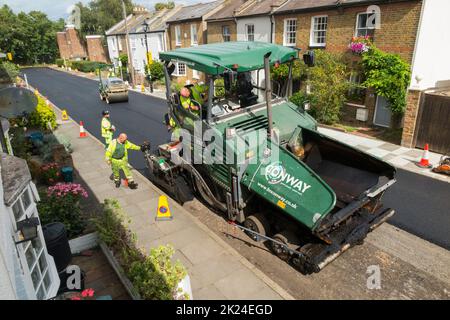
<box><xmin>263</xmin><ymin>52</ymin><xmax>273</xmax><ymax>139</ymax></box>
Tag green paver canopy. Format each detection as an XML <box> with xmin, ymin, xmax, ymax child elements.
<box><xmin>159</xmin><ymin>41</ymin><xmax>298</xmax><ymax>74</ymax></box>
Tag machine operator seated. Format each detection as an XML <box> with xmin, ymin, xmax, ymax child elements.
<box><xmin>180</xmin><ymin>87</ymin><xmax>201</xmax><ymax>117</ymax></box>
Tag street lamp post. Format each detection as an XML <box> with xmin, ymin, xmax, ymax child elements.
<box><xmin>142</xmin><ymin>18</ymin><xmax>153</xmax><ymax>93</ymax></box>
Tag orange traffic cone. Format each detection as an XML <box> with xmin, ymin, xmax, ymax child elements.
<box><xmin>123</xmin><ymin>179</ymin><xmax>129</xmax><ymax>188</ymax></box>
<box><xmin>79</xmin><ymin>121</ymin><xmax>87</xmax><ymax>138</ymax></box>
<box><xmin>416</xmin><ymin>144</ymin><xmax>432</xmax><ymax>168</ymax></box>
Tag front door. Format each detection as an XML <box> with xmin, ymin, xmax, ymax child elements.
<box><xmin>373</xmin><ymin>95</ymin><xmax>392</xmax><ymax>127</ymax></box>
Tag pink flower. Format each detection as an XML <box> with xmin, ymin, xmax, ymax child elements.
<box><xmin>81</xmin><ymin>288</ymin><xmax>95</xmax><ymax>297</ymax></box>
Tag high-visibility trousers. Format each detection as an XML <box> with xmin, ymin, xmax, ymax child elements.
<box><xmin>103</xmin><ymin>135</ymin><xmax>112</xmax><ymax>149</ymax></box>
<box><xmin>111</xmin><ymin>157</ymin><xmax>133</xmax><ymax>182</ymax></box>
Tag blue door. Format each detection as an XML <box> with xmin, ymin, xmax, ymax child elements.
<box><xmin>373</xmin><ymin>96</ymin><xmax>392</xmax><ymax>127</ymax></box>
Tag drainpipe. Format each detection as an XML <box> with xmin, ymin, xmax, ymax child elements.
<box><xmin>270</xmin><ymin>14</ymin><xmax>274</xmax><ymax>43</ymax></box>
<box><xmin>263</xmin><ymin>52</ymin><xmax>273</xmax><ymax>138</ymax></box>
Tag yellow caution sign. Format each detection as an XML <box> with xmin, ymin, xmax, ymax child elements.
<box><xmin>7</xmin><ymin>52</ymin><xmax>12</xmax><ymax>61</ymax></box>
<box><xmin>156</xmin><ymin>195</ymin><xmax>173</xmax><ymax>221</ymax></box>
<box><xmin>61</xmin><ymin>110</ymin><xmax>69</xmax><ymax>121</ymax></box>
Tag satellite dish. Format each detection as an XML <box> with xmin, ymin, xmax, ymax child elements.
<box><xmin>0</xmin><ymin>87</ymin><xmax>38</xmax><ymax>118</ymax></box>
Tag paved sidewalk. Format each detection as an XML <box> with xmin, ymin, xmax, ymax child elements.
<box><xmin>318</xmin><ymin>127</ymin><xmax>450</xmax><ymax>183</ymax></box>
<box><xmin>50</xmin><ymin>104</ymin><xmax>292</xmax><ymax>300</ymax></box>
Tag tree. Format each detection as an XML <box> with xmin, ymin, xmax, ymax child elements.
<box><xmin>305</xmin><ymin>50</ymin><xmax>350</xmax><ymax>124</ymax></box>
<box><xmin>361</xmin><ymin>46</ymin><xmax>411</xmax><ymax>115</ymax></box>
<box><xmin>77</xmin><ymin>0</ymin><xmax>134</xmax><ymax>38</ymax></box>
<box><xmin>155</xmin><ymin>2</ymin><xmax>175</xmax><ymax>11</ymax></box>
<box><xmin>0</xmin><ymin>5</ymin><xmax>64</xmax><ymax>64</ymax></box>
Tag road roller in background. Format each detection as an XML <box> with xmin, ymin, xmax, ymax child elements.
<box><xmin>99</xmin><ymin>75</ymin><xmax>129</xmax><ymax>104</ymax></box>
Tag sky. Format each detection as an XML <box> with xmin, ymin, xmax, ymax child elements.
<box><xmin>0</xmin><ymin>0</ymin><xmax>206</xmax><ymax>20</ymax></box>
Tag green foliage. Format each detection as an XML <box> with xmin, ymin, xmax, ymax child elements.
<box><xmin>93</xmin><ymin>199</ymin><xmax>188</xmax><ymax>300</ymax></box>
<box><xmin>54</xmin><ymin>132</ymin><xmax>73</xmax><ymax>153</ymax></box>
<box><xmin>214</xmin><ymin>78</ymin><xmax>225</xmax><ymax>98</ymax></box>
<box><xmin>129</xmin><ymin>245</ymin><xmax>188</xmax><ymax>300</ymax></box>
<box><xmin>119</xmin><ymin>54</ymin><xmax>128</xmax><ymax>68</ymax></box>
<box><xmin>361</xmin><ymin>47</ymin><xmax>411</xmax><ymax>114</ymax></box>
<box><xmin>155</xmin><ymin>2</ymin><xmax>175</xmax><ymax>11</ymax></box>
<box><xmin>70</xmin><ymin>60</ymin><xmax>109</xmax><ymax>73</ymax></box>
<box><xmin>29</xmin><ymin>96</ymin><xmax>57</xmax><ymax>131</ymax></box>
<box><xmin>9</xmin><ymin>127</ymin><xmax>32</xmax><ymax>160</ymax></box>
<box><xmin>306</xmin><ymin>50</ymin><xmax>350</xmax><ymax>124</ymax></box>
<box><xmin>271</xmin><ymin>59</ymin><xmax>307</xmax><ymax>82</ymax></box>
<box><xmin>289</xmin><ymin>91</ymin><xmax>310</xmax><ymax>109</ymax></box>
<box><xmin>145</xmin><ymin>61</ymin><xmax>164</xmax><ymax>81</ymax></box>
<box><xmin>0</xmin><ymin>5</ymin><xmax>64</xmax><ymax>64</ymax></box>
<box><xmin>55</xmin><ymin>59</ymin><xmax>64</xmax><ymax>67</ymax></box>
<box><xmin>40</xmin><ymin>162</ymin><xmax>61</xmax><ymax>185</ymax></box>
<box><xmin>77</xmin><ymin>0</ymin><xmax>133</xmax><ymax>37</ymax></box>
<box><xmin>38</xmin><ymin>184</ymin><xmax>87</xmax><ymax>238</ymax></box>
<box><xmin>0</xmin><ymin>61</ymin><xmax>20</xmax><ymax>83</ymax></box>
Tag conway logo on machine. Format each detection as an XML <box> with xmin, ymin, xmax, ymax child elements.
<box><xmin>265</xmin><ymin>161</ymin><xmax>311</xmax><ymax>194</ymax></box>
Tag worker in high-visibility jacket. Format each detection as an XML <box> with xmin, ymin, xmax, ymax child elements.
<box><xmin>101</xmin><ymin>110</ymin><xmax>115</xmax><ymax>148</ymax></box>
<box><xmin>180</xmin><ymin>87</ymin><xmax>200</xmax><ymax>116</ymax></box>
<box><xmin>190</xmin><ymin>82</ymin><xmax>208</xmax><ymax>106</ymax></box>
<box><xmin>105</xmin><ymin>133</ymin><xmax>142</xmax><ymax>189</ymax></box>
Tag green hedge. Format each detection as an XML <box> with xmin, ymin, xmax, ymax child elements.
<box><xmin>55</xmin><ymin>59</ymin><xmax>64</xmax><ymax>67</ymax></box>
<box><xmin>70</xmin><ymin>60</ymin><xmax>110</xmax><ymax>73</ymax></box>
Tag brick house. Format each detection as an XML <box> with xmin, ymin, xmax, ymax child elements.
<box><xmin>56</xmin><ymin>25</ymin><xmax>87</xmax><ymax>60</ymax></box>
<box><xmin>272</xmin><ymin>0</ymin><xmax>423</xmax><ymax>128</ymax></box>
<box><xmin>166</xmin><ymin>1</ymin><xmax>224</xmax><ymax>83</ymax></box>
<box><xmin>85</xmin><ymin>35</ymin><xmax>109</xmax><ymax>63</ymax></box>
<box><xmin>206</xmin><ymin>0</ymin><xmax>256</xmax><ymax>43</ymax></box>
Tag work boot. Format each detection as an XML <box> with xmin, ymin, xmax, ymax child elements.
<box><xmin>128</xmin><ymin>181</ymin><xmax>138</xmax><ymax>189</ymax></box>
<box><xmin>109</xmin><ymin>174</ymin><xmax>114</xmax><ymax>181</ymax></box>
<box><xmin>115</xmin><ymin>180</ymin><xmax>121</xmax><ymax>188</ymax></box>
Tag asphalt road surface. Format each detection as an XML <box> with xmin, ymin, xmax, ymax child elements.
<box><xmin>23</xmin><ymin>67</ymin><xmax>450</xmax><ymax>250</ymax></box>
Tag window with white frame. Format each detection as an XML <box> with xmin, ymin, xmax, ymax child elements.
<box><xmin>245</xmin><ymin>24</ymin><xmax>254</xmax><ymax>42</ymax></box>
<box><xmin>191</xmin><ymin>24</ymin><xmax>198</xmax><ymax>45</ymax></box>
<box><xmin>118</xmin><ymin>37</ymin><xmax>122</xmax><ymax>51</ymax></box>
<box><xmin>310</xmin><ymin>16</ymin><xmax>328</xmax><ymax>47</ymax></box>
<box><xmin>355</xmin><ymin>13</ymin><xmax>376</xmax><ymax>38</ymax></box>
<box><xmin>131</xmin><ymin>38</ymin><xmax>136</xmax><ymax>52</ymax></box>
<box><xmin>348</xmin><ymin>71</ymin><xmax>365</xmax><ymax>99</ymax></box>
<box><xmin>11</xmin><ymin>186</ymin><xmax>58</xmax><ymax>300</ymax></box>
<box><xmin>222</xmin><ymin>25</ymin><xmax>231</xmax><ymax>42</ymax></box>
<box><xmin>173</xmin><ymin>62</ymin><xmax>186</xmax><ymax>76</ymax></box>
<box><xmin>175</xmin><ymin>25</ymin><xmax>181</xmax><ymax>46</ymax></box>
<box><xmin>283</xmin><ymin>19</ymin><xmax>297</xmax><ymax>46</ymax></box>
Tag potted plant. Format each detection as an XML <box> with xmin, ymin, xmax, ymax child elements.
<box><xmin>349</xmin><ymin>36</ymin><xmax>372</xmax><ymax>54</ymax></box>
